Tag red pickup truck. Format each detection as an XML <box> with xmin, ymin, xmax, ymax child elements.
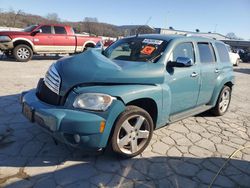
<box><xmin>0</xmin><ymin>24</ymin><xmax>101</xmax><ymax>62</ymax></box>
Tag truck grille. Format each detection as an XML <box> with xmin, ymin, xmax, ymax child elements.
<box><xmin>44</xmin><ymin>64</ymin><xmax>61</xmax><ymax>95</ymax></box>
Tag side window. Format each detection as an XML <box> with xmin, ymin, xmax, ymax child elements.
<box><xmin>170</xmin><ymin>42</ymin><xmax>195</xmax><ymax>62</ymax></box>
<box><xmin>40</xmin><ymin>26</ymin><xmax>52</xmax><ymax>34</ymax></box>
<box><xmin>197</xmin><ymin>43</ymin><xmax>216</xmax><ymax>63</ymax></box>
<box><xmin>54</xmin><ymin>26</ymin><xmax>67</xmax><ymax>34</ymax></box>
<box><xmin>215</xmin><ymin>43</ymin><xmax>230</xmax><ymax>62</ymax></box>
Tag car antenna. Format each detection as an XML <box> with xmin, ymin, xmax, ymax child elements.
<box><xmin>136</xmin><ymin>16</ymin><xmax>152</xmax><ymax>37</ymax></box>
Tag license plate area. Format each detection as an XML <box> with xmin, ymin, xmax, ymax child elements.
<box><xmin>22</xmin><ymin>103</ymin><xmax>34</xmax><ymax>122</ymax></box>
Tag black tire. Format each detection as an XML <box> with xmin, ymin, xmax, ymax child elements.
<box><xmin>211</xmin><ymin>86</ymin><xmax>231</xmax><ymax>116</ymax></box>
<box><xmin>13</xmin><ymin>44</ymin><xmax>33</xmax><ymax>62</ymax></box>
<box><xmin>111</xmin><ymin>105</ymin><xmax>154</xmax><ymax>158</ymax></box>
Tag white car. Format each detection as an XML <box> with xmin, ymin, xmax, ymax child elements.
<box><xmin>226</xmin><ymin>44</ymin><xmax>241</xmax><ymax>66</ymax></box>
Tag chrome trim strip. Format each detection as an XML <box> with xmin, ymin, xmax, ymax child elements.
<box><xmin>44</xmin><ymin>64</ymin><xmax>61</xmax><ymax>95</ymax></box>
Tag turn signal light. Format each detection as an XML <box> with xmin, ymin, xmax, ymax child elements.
<box><xmin>100</xmin><ymin>121</ymin><xmax>106</xmax><ymax>133</ymax></box>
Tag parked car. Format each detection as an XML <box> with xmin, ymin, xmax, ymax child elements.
<box><xmin>21</xmin><ymin>34</ymin><xmax>234</xmax><ymax>157</ymax></box>
<box><xmin>226</xmin><ymin>44</ymin><xmax>241</xmax><ymax>66</ymax></box>
<box><xmin>0</xmin><ymin>24</ymin><xmax>101</xmax><ymax>62</ymax></box>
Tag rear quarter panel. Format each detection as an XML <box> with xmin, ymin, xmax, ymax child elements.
<box><xmin>209</xmin><ymin>62</ymin><xmax>234</xmax><ymax>106</ymax></box>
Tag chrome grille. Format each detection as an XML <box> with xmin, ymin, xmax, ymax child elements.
<box><xmin>44</xmin><ymin>64</ymin><xmax>61</xmax><ymax>95</ymax></box>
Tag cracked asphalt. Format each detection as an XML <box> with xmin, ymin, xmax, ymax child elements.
<box><xmin>0</xmin><ymin>56</ymin><xmax>249</xmax><ymax>188</ymax></box>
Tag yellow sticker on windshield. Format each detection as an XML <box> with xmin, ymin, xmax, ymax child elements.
<box><xmin>141</xmin><ymin>46</ymin><xmax>156</xmax><ymax>55</ymax></box>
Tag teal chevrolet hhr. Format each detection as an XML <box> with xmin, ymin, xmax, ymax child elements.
<box><xmin>21</xmin><ymin>34</ymin><xmax>234</xmax><ymax>157</ymax></box>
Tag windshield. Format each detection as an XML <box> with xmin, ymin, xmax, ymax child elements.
<box><xmin>23</xmin><ymin>25</ymin><xmax>38</xmax><ymax>32</ymax></box>
<box><xmin>103</xmin><ymin>37</ymin><xmax>168</xmax><ymax>63</ymax></box>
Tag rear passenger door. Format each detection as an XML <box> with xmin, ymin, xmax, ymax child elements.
<box><xmin>52</xmin><ymin>26</ymin><xmax>75</xmax><ymax>53</ymax></box>
<box><xmin>196</xmin><ymin>42</ymin><xmax>220</xmax><ymax>105</ymax></box>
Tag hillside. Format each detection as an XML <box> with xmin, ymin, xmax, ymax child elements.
<box><xmin>0</xmin><ymin>11</ymin><xmax>124</xmax><ymax>37</ymax></box>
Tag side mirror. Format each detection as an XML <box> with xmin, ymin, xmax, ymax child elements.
<box><xmin>168</xmin><ymin>57</ymin><xmax>193</xmax><ymax>67</ymax></box>
<box><xmin>31</xmin><ymin>29</ymin><xmax>42</xmax><ymax>36</ymax></box>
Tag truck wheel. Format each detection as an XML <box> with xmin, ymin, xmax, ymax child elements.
<box><xmin>111</xmin><ymin>106</ymin><xmax>153</xmax><ymax>158</ymax></box>
<box><xmin>211</xmin><ymin>86</ymin><xmax>231</xmax><ymax>116</ymax></box>
<box><xmin>13</xmin><ymin>45</ymin><xmax>33</xmax><ymax>62</ymax></box>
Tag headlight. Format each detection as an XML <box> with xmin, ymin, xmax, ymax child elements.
<box><xmin>73</xmin><ymin>93</ymin><xmax>115</xmax><ymax>111</ymax></box>
<box><xmin>0</xmin><ymin>36</ymin><xmax>11</xmax><ymax>42</ymax></box>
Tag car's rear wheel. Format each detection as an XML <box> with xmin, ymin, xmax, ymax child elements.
<box><xmin>211</xmin><ymin>86</ymin><xmax>231</xmax><ymax>116</ymax></box>
<box><xmin>13</xmin><ymin>44</ymin><xmax>33</xmax><ymax>62</ymax></box>
<box><xmin>111</xmin><ymin>106</ymin><xmax>153</xmax><ymax>158</ymax></box>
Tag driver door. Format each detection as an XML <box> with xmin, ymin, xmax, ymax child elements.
<box><xmin>165</xmin><ymin>42</ymin><xmax>200</xmax><ymax>115</ymax></box>
<box><xmin>32</xmin><ymin>25</ymin><xmax>54</xmax><ymax>52</ymax></box>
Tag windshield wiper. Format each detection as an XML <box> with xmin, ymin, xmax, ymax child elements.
<box><xmin>148</xmin><ymin>52</ymin><xmax>163</xmax><ymax>63</ymax></box>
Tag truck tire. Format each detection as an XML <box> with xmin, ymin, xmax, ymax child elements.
<box><xmin>211</xmin><ymin>86</ymin><xmax>231</xmax><ymax>116</ymax></box>
<box><xmin>111</xmin><ymin>106</ymin><xmax>154</xmax><ymax>158</ymax></box>
<box><xmin>13</xmin><ymin>44</ymin><xmax>33</xmax><ymax>62</ymax></box>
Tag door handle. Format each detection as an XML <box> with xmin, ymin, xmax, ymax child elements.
<box><xmin>191</xmin><ymin>72</ymin><xmax>198</xmax><ymax>77</ymax></box>
<box><xmin>215</xmin><ymin>69</ymin><xmax>221</xmax><ymax>73</ymax></box>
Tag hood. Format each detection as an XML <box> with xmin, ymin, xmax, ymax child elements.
<box><xmin>0</xmin><ymin>31</ymin><xmax>30</xmax><ymax>36</ymax></box>
<box><xmin>55</xmin><ymin>49</ymin><xmax>165</xmax><ymax>95</ymax></box>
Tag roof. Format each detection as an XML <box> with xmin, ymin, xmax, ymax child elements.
<box><xmin>124</xmin><ymin>34</ymin><xmax>217</xmax><ymax>42</ymax></box>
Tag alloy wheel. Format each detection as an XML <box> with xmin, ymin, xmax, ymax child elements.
<box><xmin>117</xmin><ymin>115</ymin><xmax>150</xmax><ymax>154</ymax></box>
<box><xmin>219</xmin><ymin>89</ymin><xmax>230</xmax><ymax>113</ymax></box>
<box><xmin>17</xmin><ymin>47</ymin><xmax>30</xmax><ymax>60</ymax></box>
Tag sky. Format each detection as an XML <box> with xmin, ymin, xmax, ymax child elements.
<box><xmin>1</xmin><ymin>0</ymin><xmax>250</xmax><ymax>39</ymax></box>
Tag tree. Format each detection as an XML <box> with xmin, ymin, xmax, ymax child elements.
<box><xmin>226</xmin><ymin>32</ymin><xmax>243</xmax><ymax>40</ymax></box>
<box><xmin>83</xmin><ymin>17</ymin><xmax>99</xmax><ymax>35</ymax></box>
<box><xmin>46</xmin><ymin>13</ymin><xmax>60</xmax><ymax>22</ymax></box>
<box><xmin>84</xmin><ymin>17</ymin><xmax>98</xmax><ymax>23</ymax></box>
<box><xmin>195</xmin><ymin>29</ymin><xmax>200</xmax><ymax>32</ymax></box>
<box><xmin>13</xmin><ymin>9</ymin><xmax>23</xmax><ymax>27</ymax></box>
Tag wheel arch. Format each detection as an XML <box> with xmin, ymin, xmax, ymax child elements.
<box><xmin>12</xmin><ymin>38</ymin><xmax>34</xmax><ymax>51</ymax></box>
<box><xmin>209</xmin><ymin>78</ymin><xmax>234</xmax><ymax>107</ymax></box>
<box><xmin>127</xmin><ymin>98</ymin><xmax>158</xmax><ymax>129</ymax></box>
<box><xmin>83</xmin><ymin>41</ymin><xmax>96</xmax><ymax>50</ymax></box>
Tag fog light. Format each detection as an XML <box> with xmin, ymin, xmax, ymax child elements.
<box><xmin>74</xmin><ymin>134</ymin><xmax>81</xmax><ymax>143</ymax></box>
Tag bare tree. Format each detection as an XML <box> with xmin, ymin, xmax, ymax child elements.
<box><xmin>13</xmin><ymin>9</ymin><xmax>23</xmax><ymax>27</ymax></box>
<box><xmin>226</xmin><ymin>32</ymin><xmax>243</xmax><ymax>40</ymax></box>
<box><xmin>46</xmin><ymin>13</ymin><xmax>60</xmax><ymax>22</ymax></box>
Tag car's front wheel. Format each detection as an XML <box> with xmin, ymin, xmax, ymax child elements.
<box><xmin>211</xmin><ymin>86</ymin><xmax>231</xmax><ymax>116</ymax></box>
<box><xmin>13</xmin><ymin>44</ymin><xmax>33</xmax><ymax>62</ymax></box>
<box><xmin>111</xmin><ymin>106</ymin><xmax>154</xmax><ymax>158</ymax></box>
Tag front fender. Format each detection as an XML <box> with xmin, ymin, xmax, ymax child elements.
<box><xmin>73</xmin><ymin>84</ymin><xmax>165</xmax><ymax>126</ymax></box>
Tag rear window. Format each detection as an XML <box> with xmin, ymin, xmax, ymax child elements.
<box><xmin>198</xmin><ymin>42</ymin><xmax>216</xmax><ymax>63</ymax></box>
<box><xmin>54</xmin><ymin>26</ymin><xmax>67</xmax><ymax>34</ymax></box>
<box><xmin>215</xmin><ymin>43</ymin><xmax>230</xmax><ymax>62</ymax></box>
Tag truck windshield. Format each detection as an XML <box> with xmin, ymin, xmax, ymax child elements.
<box><xmin>23</xmin><ymin>25</ymin><xmax>38</xmax><ymax>32</ymax></box>
<box><xmin>103</xmin><ymin>37</ymin><xmax>168</xmax><ymax>63</ymax></box>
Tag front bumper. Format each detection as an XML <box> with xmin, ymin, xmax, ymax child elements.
<box><xmin>0</xmin><ymin>41</ymin><xmax>14</xmax><ymax>51</ymax></box>
<box><xmin>21</xmin><ymin>89</ymin><xmax>125</xmax><ymax>149</ymax></box>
